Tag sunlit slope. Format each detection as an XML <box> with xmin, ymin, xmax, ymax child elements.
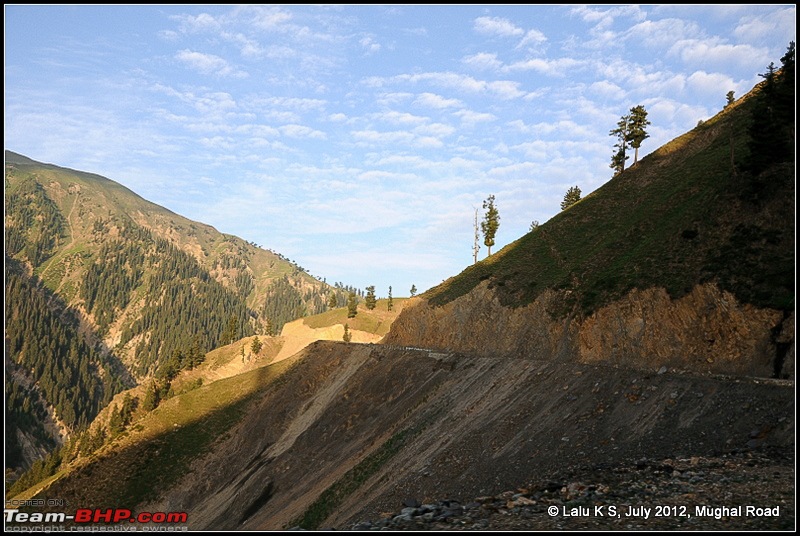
<box><xmin>424</xmin><ymin>89</ymin><xmax>793</xmax><ymax>316</ymax></box>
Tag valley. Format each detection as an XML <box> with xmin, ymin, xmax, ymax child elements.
<box><xmin>4</xmin><ymin>43</ymin><xmax>795</xmax><ymax>531</ymax></box>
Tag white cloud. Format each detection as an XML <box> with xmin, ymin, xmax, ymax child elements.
<box><xmin>279</xmin><ymin>124</ymin><xmax>327</xmax><ymax>139</ymax></box>
<box><xmin>593</xmin><ymin>59</ymin><xmax>687</xmax><ymax>98</ymax></box>
<box><xmin>256</xmin><ymin>96</ymin><xmax>327</xmax><ymax>112</ymax></box>
<box><xmin>570</xmin><ymin>5</ymin><xmax>646</xmax><ymax>30</ymax></box>
<box><xmin>590</xmin><ymin>80</ymin><xmax>625</xmax><ymax>100</ymax></box>
<box><xmin>399</xmin><ymin>71</ymin><xmax>486</xmax><ymax>92</ymax></box>
<box><xmin>171</xmin><ymin>12</ymin><xmax>223</xmax><ymax>33</ymax></box>
<box><xmin>373</xmin><ymin>110</ymin><xmax>429</xmax><ymax>125</ymax></box>
<box><xmin>387</xmin><ymin>72</ymin><xmax>528</xmax><ymax>100</ymax></box>
<box><xmin>517</xmin><ymin>29</ymin><xmax>547</xmax><ymax>49</ymax></box>
<box><xmin>462</xmin><ymin>52</ymin><xmax>503</xmax><ymax>71</ymax></box>
<box><xmin>623</xmin><ymin>18</ymin><xmax>701</xmax><ymax>49</ymax></box>
<box><xmin>474</xmin><ymin>16</ymin><xmax>524</xmax><ymax>37</ymax></box>
<box><xmin>414</xmin><ymin>92</ymin><xmax>463</xmax><ymax>109</ymax></box>
<box><xmin>487</xmin><ymin>80</ymin><xmax>525</xmax><ymax>99</ymax></box>
<box><xmin>328</xmin><ymin>112</ymin><xmax>349</xmax><ymax>122</ymax></box>
<box><xmin>200</xmin><ymin>136</ymin><xmax>235</xmax><ymax>150</ymax></box>
<box><xmin>249</xmin><ymin>6</ymin><xmax>294</xmax><ymax>31</ymax></box>
<box><xmin>235</xmin><ymin>124</ymin><xmax>280</xmax><ymax>138</ymax></box>
<box><xmin>647</xmin><ymin>99</ymin><xmax>710</xmax><ymax>134</ymax></box>
<box><xmin>360</xmin><ymin>36</ymin><xmax>381</xmax><ymax>54</ymax></box>
<box><xmin>685</xmin><ymin>70</ymin><xmax>737</xmax><ymax>100</ymax></box>
<box><xmin>413</xmin><ymin>122</ymin><xmax>455</xmax><ymax>138</ymax></box>
<box><xmin>453</xmin><ymin>109</ymin><xmax>497</xmax><ymax>125</ymax></box>
<box><xmin>357</xmin><ymin>170</ymin><xmax>419</xmax><ymax>182</ymax></box>
<box><xmin>507</xmin><ymin>119</ymin><xmax>594</xmax><ymax>139</ymax></box>
<box><xmin>175</xmin><ymin>50</ymin><xmax>247</xmax><ymax>78</ymax></box>
<box><xmin>372</xmin><ymin>154</ymin><xmax>429</xmax><ymax>168</ymax></box>
<box><xmin>403</xmin><ymin>27</ymin><xmax>428</xmax><ymax>36</ymax></box>
<box><xmin>504</xmin><ymin>57</ymin><xmax>582</xmax><ymax>77</ymax></box>
<box><xmin>416</xmin><ymin>137</ymin><xmax>444</xmax><ymax>149</ymax></box>
<box><xmin>190</xmin><ymin>92</ymin><xmax>237</xmax><ymax>115</ymax></box>
<box><xmin>352</xmin><ymin>129</ymin><xmax>415</xmax><ymax>145</ymax></box>
<box><xmin>159</xmin><ymin>30</ymin><xmax>180</xmax><ymax>41</ymax></box>
<box><xmin>734</xmin><ymin>8</ymin><xmax>796</xmax><ymax>43</ymax></box>
<box><xmin>376</xmin><ymin>92</ymin><xmax>414</xmax><ymax>106</ymax></box>
<box><xmin>260</xmin><ymin>110</ymin><xmax>301</xmax><ymax>123</ymax></box>
<box><xmin>350</xmin><ymin>126</ymin><xmax>451</xmax><ymax>149</ymax></box>
<box><xmin>668</xmin><ymin>39</ymin><xmax>770</xmax><ymax>72</ymax></box>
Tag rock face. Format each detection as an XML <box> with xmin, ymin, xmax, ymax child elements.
<box><xmin>384</xmin><ymin>282</ymin><xmax>790</xmax><ymax>378</ymax></box>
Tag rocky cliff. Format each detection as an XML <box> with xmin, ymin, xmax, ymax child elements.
<box><xmin>384</xmin><ymin>282</ymin><xmax>792</xmax><ymax>378</ymax></box>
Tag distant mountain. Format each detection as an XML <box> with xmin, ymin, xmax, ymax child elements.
<box><xmin>4</xmin><ymin>151</ymin><xmax>346</xmax><ymax>474</ymax></box>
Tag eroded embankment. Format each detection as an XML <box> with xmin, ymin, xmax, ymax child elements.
<box><xmin>132</xmin><ymin>341</ymin><xmax>793</xmax><ymax>530</ymax></box>
<box><xmin>383</xmin><ymin>282</ymin><xmax>793</xmax><ymax>378</ymax></box>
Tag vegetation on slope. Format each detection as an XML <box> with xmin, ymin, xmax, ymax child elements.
<box><xmin>303</xmin><ymin>298</ymin><xmax>408</xmax><ymax>337</ymax></box>
<box><xmin>8</xmin><ymin>357</ymin><xmax>298</xmax><ymax>505</ymax></box>
<box><xmin>3</xmin><ymin>151</ymin><xmax>340</xmax><ymax>477</ymax></box>
<box><xmin>5</xmin><ymin>259</ymin><xmax>129</xmax><ymax>471</ymax></box>
<box><xmin>425</xmin><ymin>53</ymin><xmax>794</xmax><ymax>316</ymax></box>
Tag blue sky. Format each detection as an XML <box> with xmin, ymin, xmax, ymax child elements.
<box><xmin>5</xmin><ymin>5</ymin><xmax>796</xmax><ymax>296</ymax></box>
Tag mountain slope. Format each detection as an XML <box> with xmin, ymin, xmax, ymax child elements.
<box><xmin>15</xmin><ymin>342</ymin><xmax>794</xmax><ymax>530</ymax></box>
<box><xmin>385</xmin><ymin>69</ymin><xmax>794</xmax><ymax>378</ymax></box>
<box><xmin>420</xmin><ymin>86</ymin><xmax>793</xmax><ymax>314</ymax></box>
<box><xmin>6</xmin><ymin>58</ymin><xmax>794</xmax><ymax>530</ymax></box>
<box><xmin>4</xmin><ymin>151</ymin><xmax>341</xmax><ymax>475</ymax></box>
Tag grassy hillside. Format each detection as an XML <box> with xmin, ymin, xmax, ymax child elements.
<box><xmin>9</xmin><ymin>355</ymin><xmax>300</xmax><ymax>508</ymax></box>
<box><xmin>5</xmin><ymin>292</ymin><xmax>413</xmax><ymax>498</ymax></box>
<box><xmin>425</xmin><ymin>82</ymin><xmax>794</xmax><ymax>316</ymax></box>
<box><xmin>303</xmin><ymin>298</ymin><xmax>409</xmax><ymax>337</ymax></box>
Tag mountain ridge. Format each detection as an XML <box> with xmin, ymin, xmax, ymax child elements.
<box><xmin>4</xmin><ymin>149</ymin><xmax>353</xmax><ymax>475</ymax></box>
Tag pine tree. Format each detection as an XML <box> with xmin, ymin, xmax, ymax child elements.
<box><xmin>410</xmin><ymin>284</ymin><xmax>417</xmax><ymax>297</ymax></box>
<box><xmin>222</xmin><ymin>314</ymin><xmax>238</xmax><ymax>345</ymax></box>
<box><xmin>365</xmin><ymin>286</ymin><xmax>377</xmax><ymax>310</ymax></box>
<box><xmin>251</xmin><ymin>336</ymin><xmax>262</xmax><ymax>355</ymax></box>
<box><xmin>264</xmin><ymin>316</ymin><xmax>273</xmax><ymax>337</ymax></box>
<box><xmin>746</xmin><ymin>42</ymin><xmax>795</xmax><ymax>175</ymax></box>
<box><xmin>343</xmin><ymin>323</ymin><xmax>352</xmax><ymax>343</ymax></box>
<box><xmin>387</xmin><ymin>286</ymin><xmax>393</xmax><ymax>311</ymax></box>
<box><xmin>561</xmin><ymin>186</ymin><xmax>582</xmax><ymax>211</ymax></box>
<box><xmin>609</xmin><ymin>113</ymin><xmax>630</xmax><ymax>176</ymax></box>
<box><xmin>121</xmin><ymin>393</ymin><xmax>134</xmax><ymax>426</ymax></box>
<box><xmin>481</xmin><ymin>195</ymin><xmax>500</xmax><ymax>257</ymax></box>
<box><xmin>142</xmin><ymin>382</ymin><xmax>159</xmax><ymax>412</ymax></box>
<box><xmin>627</xmin><ymin>105</ymin><xmax>651</xmax><ymax>165</ymax></box>
<box><xmin>108</xmin><ymin>404</ymin><xmax>124</xmax><ymax>437</ymax></box>
<box><xmin>609</xmin><ymin>105</ymin><xmax>650</xmax><ymax>173</ymax></box>
<box><xmin>328</xmin><ymin>291</ymin><xmax>337</xmax><ymax>309</ymax></box>
<box><xmin>725</xmin><ymin>90</ymin><xmax>735</xmax><ymax>107</ymax></box>
<box><xmin>347</xmin><ymin>292</ymin><xmax>358</xmax><ymax>318</ymax></box>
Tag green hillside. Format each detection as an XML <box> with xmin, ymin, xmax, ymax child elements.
<box><xmin>303</xmin><ymin>298</ymin><xmax>409</xmax><ymax>337</ymax></box>
<box><xmin>3</xmin><ymin>152</ymin><xmax>344</xmax><ymax>476</ymax></box>
<box><xmin>425</xmin><ymin>66</ymin><xmax>794</xmax><ymax>317</ymax></box>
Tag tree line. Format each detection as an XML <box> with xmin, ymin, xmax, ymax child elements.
<box><xmin>5</xmin><ymin>259</ymin><xmax>127</xmax><ymax>471</ymax></box>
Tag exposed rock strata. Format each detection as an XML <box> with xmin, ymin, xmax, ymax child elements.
<box><xmin>384</xmin><ymin>282</ymin><xmax>791</xmax><ymax>378</ymax></box>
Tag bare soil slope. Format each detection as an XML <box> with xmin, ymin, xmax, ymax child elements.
<box><xmin>123</xmin><ymin>341</ymin><xmax>793</xmax><ymax>531</ymax></box>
